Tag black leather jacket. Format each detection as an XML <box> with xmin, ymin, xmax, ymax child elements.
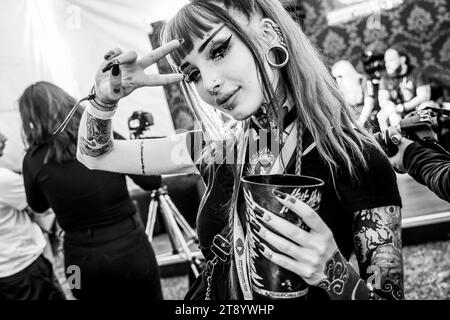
<box><xmin>404</xmin><ymin>141</ymin><xmax>450</xmax><ymax>202</ymax></box>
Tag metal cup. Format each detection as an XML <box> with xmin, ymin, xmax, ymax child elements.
<box><xmin>241</xmin><ymin>174</ymin><xmax>324</xmax><ymax>299</ymax></box>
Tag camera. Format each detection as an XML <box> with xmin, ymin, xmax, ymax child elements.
<box><xmin>128</xmin><ymin>111</ymin><xmax>154</xmax><ymax>139</ymax></box>
<box><xmin>374</xmin><ymin>107</ymin><xmax>450</xmax><ymax>157</ymax></box>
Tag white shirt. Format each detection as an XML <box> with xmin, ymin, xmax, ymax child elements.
<box><xmin>0</xmin><ymin>168</ymin><xmax>46</xmax><ymax>277</ymax></box>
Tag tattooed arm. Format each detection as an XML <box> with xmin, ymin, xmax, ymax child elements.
<box><xmin>314</xmin><ymin>206</ymin><xmax>404</xmax><ymax>300</ymax></box>
<box><xmin>78</xmin><ymin>112</ymin><xmax>114</xmax><ymax>158</ymax></box>
<box><xmin>352</xmin><ymin>205</ymin><xmax>404</xmax><ymax>300</ymax></box>
<box><xmin>253</xmin><ymin>191</ymin><xmax>403</xmax><ymax>300</ymax></box>
<box><xmin>77</xmin><ymin>109</ymin><xmax>199</xmax><ymax>175</ymax></box>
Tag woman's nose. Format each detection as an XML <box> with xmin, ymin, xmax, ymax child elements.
<box><xmin>207</xmin><ymin>83</ymin><xmax>220</xmax><ymax>96</ymax></box>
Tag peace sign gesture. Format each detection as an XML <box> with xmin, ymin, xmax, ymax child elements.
<box><xmin>94</xmin><ymin>39</ymin><xmax>184</xmax><ymax>104</ymax></box>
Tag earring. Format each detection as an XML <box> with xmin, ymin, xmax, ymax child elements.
<box><xmin>265</xmin><ymin>45</ymin><xmax>289</xmax><ymax>68</ymax></box>
<box><xmin>265</xmin><ymin>22</ymin><xmax>289</xmax><ymax>68</ymax></box>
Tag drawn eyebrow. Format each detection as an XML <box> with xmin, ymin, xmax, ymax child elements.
<box><xmin>179</xmin><ymin>62</ymin><xmax>190</xmax><ymax>72</ymax></box>
<box><xmin>198</xmin><ymin>24</ymin><xmax>225</xmax><ymax>53</ymax></box>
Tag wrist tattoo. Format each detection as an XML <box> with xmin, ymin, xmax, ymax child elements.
<box><xmin>80</xmin><ymin>137</ymin><xmax>112</xmax><ymax>157</ymax></box>
<box><xmin>79</xmin><ymin>113</ymin><xmax>113</xmax><ymax>157</ymax></box>
<box><xmin>316</xmin><ymin>250</ymin><xmax>381</xmax><ymax>300</ymax></box>
<box><xmin>316</xmin><ymin>250</ymin><xmax>359</xmax><ymax>299</ymax></box>
<box><xmin>87</xmin><ymin>113</ymin><xmax>111</xmax><ymax>145</ymax></box>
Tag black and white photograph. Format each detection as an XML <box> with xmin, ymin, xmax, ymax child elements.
<box><xmin>0</xmin><ymin>0</ymin><xmax>449</xmax><ymax>309</ymax></box>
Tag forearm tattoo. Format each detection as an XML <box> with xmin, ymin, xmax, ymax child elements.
<box><xmin>316</xmin><ymin>249</ymin><xmax>375</xmax><ymax>300</ymax></box>
<box><xmin>353</xmin><ymin>206</ymin><xmax>404</xmax><ymax>300</ymax></box>
<box><xmin>79</xmin><ymin>113</ymin><xmax>113</xmax><ymax>157</ymax></box>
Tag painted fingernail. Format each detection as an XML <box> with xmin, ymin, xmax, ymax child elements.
<box><xmin>272</xmin><ymin>189</ymin><xmax>287</xmax><ymax>199</ymax></box>
<box><xmin>249</xmin><ymin>219</ymin><xmax>261</xmax><ymax>233</ymax></box>
<box><xmin>254</xmin><ymin>241</ymin><xmax>265</xmax><ymax>253</ymax></box>
<box><xmin>102</xmin><ymin>62</ymin><xmax>114</xmax><ymax>73</ymax></box>
<box><xmin>261</xmin><ymin>244</ymin><xmax>273</xmax><ymax>259</ymax></box>
<box><xmin>254</xmin><ymin>206</ymin><xmax>264</xmax><ymax>217</ymax></box>
<box><xmin>104</xmin><ymin>51</ymin><xmax>114</xmax><ymax>60</ymax></box>
<box><xmin>178</xmin><ymin>38</ymin><xmax>185</xmax><ymax>44</ymax></box>
<box><xmin>111</xmin><ymin>64</ymin><xmax>120</xmax><ymax>76</ymax></box>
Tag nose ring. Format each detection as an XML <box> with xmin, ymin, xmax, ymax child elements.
<box><xmin>210</xmin><ymin>82</ymin><xmax>220</xmax><ymax>96</ymax></box>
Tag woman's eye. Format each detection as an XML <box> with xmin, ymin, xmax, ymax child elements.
<box><xmin>210</xmin><ymin>35</ymin><xmax>232</xmax><ymax>61</ymax></box>
<box><xmin>185</xmin><ymin>70</ymin><xmax>201</xmax><ymax>83</ymax></box>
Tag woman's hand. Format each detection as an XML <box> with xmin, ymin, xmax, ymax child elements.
<box><xmin>94</xmin><ymin>40</ymin><xmax>184</xmax><ymax>103</ymax></box>
<box><xmin>243</xmin><ymin>189</ymin><xmax>339</xmax><ymax>286</ymax></box>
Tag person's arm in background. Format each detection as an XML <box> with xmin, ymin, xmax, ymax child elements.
<box><xmin>389</xmin><ymin>136</ymin><xmax>450</xmax><ymax>202</ymax></box>
<box><xmin>378</xmin><ymin>77</ymin><xmax>396</xmax><ymax>110</ymax></box>
<box><xmin>397</xmin><ymin>85</ymin><xmax>431</xmax><ymax>114</ymax></box>
<box><xmin>357</xmin><ymin>78</ymin><xmax>375</xmax><ymax>126</ymax></box>
<box><xmin>358</xmin><ymin>97</ymin><xmax>375</xmax><ymax>126</ymax></box>
<box><xmin>22</xmin><ymin>154</ymin><xmax>50</xmax><ymax>213</ymax></box>
<box><xmin>377</xmin><ymin>78</ymin><xmax>399</xmax><ymax>131</ymax></box>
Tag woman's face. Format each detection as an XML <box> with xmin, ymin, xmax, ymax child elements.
<box><xmin>179</xmin><ymin>23</ymin><xmax>271</xmax><ymax>121</ymax></box>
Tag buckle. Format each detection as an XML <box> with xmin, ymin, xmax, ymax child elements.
<box><xmin>210</xmin><ymin>234</ymin><xmax>231</xmax><ymax>262</ymax></box>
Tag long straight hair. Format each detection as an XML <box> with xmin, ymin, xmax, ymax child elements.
<box><xmin>162</xmin><ymin>0</ymin><xmax>380</xmax><ymax>298</ymax></box>
<box><xmin>18</xmin><ymin>81</ymin><xmax>82</xmax><ymax>164</ymax></box>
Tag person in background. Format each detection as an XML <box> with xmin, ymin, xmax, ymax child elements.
<box><xmin>377</xmin><ymin>48</ymin><xmax>431</xmax><ymax>130</ymax></box>
<box><xmin>19</xmin><ymin>81</ymin><xmax>163</xmax><ymax>300</ymax></box>
<box><xmin>331</xmin><ymin>60</ymin><xmax>375</xmax><ymax>128</ymax></box>
<box><xmin>0</xmin><ymin>131</ymin><xmax>65</xmax><ymax>300</ymax></box>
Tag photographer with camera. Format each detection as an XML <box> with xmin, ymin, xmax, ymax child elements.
<box><xmin>386</xmin><ymin>125</ymin><xmax>450</xmax><ymax>203</ymax></box>
<box><xmin>377</xmin><ymin>48</ymin><xmax>431</xmax><ymax>131</ymax></box>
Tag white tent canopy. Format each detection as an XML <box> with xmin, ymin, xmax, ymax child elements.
<box><xmin>0</xmin><ymin>0</ymin><xmax>187</xmax><ymax>171</ymax></box>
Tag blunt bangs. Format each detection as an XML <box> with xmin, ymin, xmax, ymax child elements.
<box><xmin>162</xmin><ymin>4</ymin><xmax>221</xmax><ymax>66</ymax></box>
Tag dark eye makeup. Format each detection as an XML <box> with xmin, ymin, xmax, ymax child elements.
<box><xmin>184</xmin><ymin>34</ymin><xmax>233</xmax><ymax>83</ymax></box>
<box><xmin>209</xmin><ymin>34</ymin><xmax>232</xmax><ymax>60</ymax></box>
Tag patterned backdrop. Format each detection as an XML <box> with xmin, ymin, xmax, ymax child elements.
<box><xmin>300</xmin><ymin>0</ymin><xmax>450</xmax><ymax>85</ymax></box>
<box><xmin>149</xmin><ymin>0</ymin><xmax>450</xmax><ymax>130</ymax></box>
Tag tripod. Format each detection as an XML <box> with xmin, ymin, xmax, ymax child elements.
<box><xmin>145</xmin><ymin>185</ymin><xmax>204</xmax><ymax>277</ymax></box>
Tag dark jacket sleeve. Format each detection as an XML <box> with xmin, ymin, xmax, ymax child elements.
<box><xmin>22</xmin><ymin>152</ymin><xmax>50</xmax><ymax>213</ymax></box>
<box><xmin>404</xmin><ymin>141</ymin><xmax>450</xmax><ymax>202</ymax></box>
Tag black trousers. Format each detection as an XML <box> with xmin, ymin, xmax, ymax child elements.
<box><xmin>63</xmin><ymin>214</ymin><xmax>163</xmax><ymax>300</ymax></box>
<box><xmin>0</xmin><ymin>255</ymin><xmax>65</xmax><ymax>300</ymax></box>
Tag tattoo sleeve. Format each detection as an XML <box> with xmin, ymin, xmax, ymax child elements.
<box><xmin>315</xmin><ymin>206</ymin><xmax>404</xmax><ymax>300</ymax></box>
<box><xmin>79</xmin><ymin>112</ymin><xmax>113</xmax><ymax>157</ymax></box>
<box><xmin>353</xmin><ymin>206</ymin><xmax>404</xmax><ymax>300</ymax></box>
